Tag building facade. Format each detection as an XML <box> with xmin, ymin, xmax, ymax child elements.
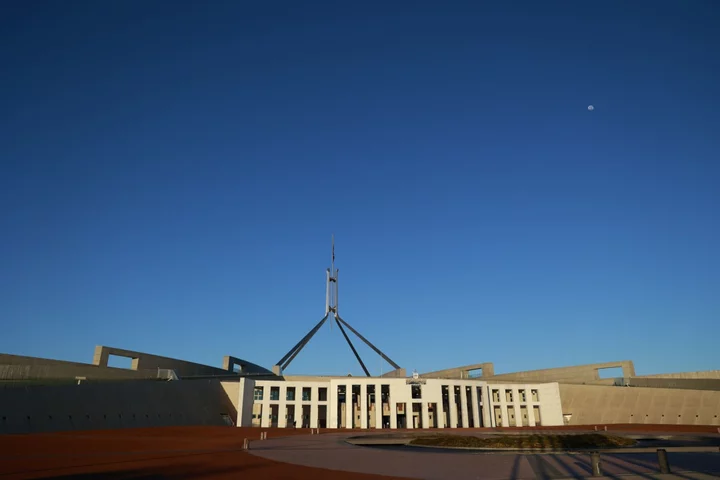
<box><xmin>235</xmin><ymin>376</ymin><xmax>564</xmax><ymax>429</ymax></box>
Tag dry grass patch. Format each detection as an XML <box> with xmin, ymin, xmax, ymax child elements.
<box><xmin>409</xmin><ymin>433</ymin><xmax>637</xmax><ymax>449</ymax></box>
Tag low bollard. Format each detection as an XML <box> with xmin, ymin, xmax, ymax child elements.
<box><xmin>591</xmin><ymin>452</ymin><xmax>602</xmax><ymax>476</ymax></box>
<box><xmin>594</xmin><ymin>426</ymin><xmax>598</xmax><ymax>431</ymax></box>
<box><xmin>657</xmin><ymin>449</ymin><xmax>671</xmax><ymax>474</ymax></box>
<box><xmin>604</xmin><ymin>426</ymin><xmax>608</xmax><ymax>431</ymax></box>
<box><xmin>243</xmin><ymin>438</ymin><xmax>249</xmax><ymax>450</ymax></box>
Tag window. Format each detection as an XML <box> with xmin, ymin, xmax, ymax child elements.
<box><xmin>270</xmin><ymin>387</ymin><xmax>280</xmax><ymax>401</ymax></box>
<box><xmin>254</xmin><ymin>387</ymin><xmax>264</xmax><ymax>401</ymax></box>
<box><xmin>337</xmin><ymin>385</ymin><xmax>346</xmax><ymax>402</ymax></box>
<box><xmin>318</xmin><ymin>387</ymin><xmax>328</xmax><ymax>401</ymax></box>
<box><xmin>531</xmin><ymin>389</ymin><xmax>539</xmax><ymax>402</ymax></box>
<box><xmin>520</xmin><ymin>390</ymin><xmax>527</xmax><ymax>402</ymax></box>
<box><xmin>411</xmin><ymin>385</ymin><xmax>422</xmax><ymax>399</ymax></box>
<box><xmin>505</xmin><ymin>390</ymin><xmax>513</xmax><ymax>402</ymax></box>
<box><xmin>286</xmin><ymin>387</ymin><xmax>296</xmax><ymax>401</ymax></box>
<box><xmin>492</xmin><ymin>389</ymin><xmax>500</xmax><ymax>402</ymax></box>
<box><xmin>302</xmin><ymin>387</ymin><xmax>311</xmax><ymax>401</ymax></box>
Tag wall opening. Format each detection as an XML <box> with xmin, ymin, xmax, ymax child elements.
<box><xmin>301</xmin><ymin>405</ymin><xmax>311</xmax><ymax>428</ymax></box>
<box><xmin>598</xmin><ymin>367</ymin><xmax>624</xmax><ymax>379</ymax></box>
<box><xmin>318</xmin><ymin>405</ymin><xmax>327</xmax><ymax>428</ymax></box>
<box><xmin>428</xmin><ymin>402</ymin><xmax>438</xmax><ymax>428</ymax></box>
<box><xmin>465</xmin><ymin>387</ymin><xmax>475</xmax><ymax>427</ymax></box>
<box><xmin>466</xmin><ymin>368</ymin><xmax>483</xmax><ymax>378</ymax></box>
<box><xmin>107</xmin><ymin>355</ymin><xmax>133</xmax><ymax>369</ymax></box>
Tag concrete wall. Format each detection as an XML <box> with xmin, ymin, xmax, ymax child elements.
<box><xmin>420</xmin><ymin>363</ymin><xmax>495</xmax><ymax>379</ymax></box>
<box><xmin>637</xmin><ymin>370</ymin><xmax>720</xmax><ymax>380</ymax></box>
<box><xmin>0</xmin><ymin>379</ymin><xmax>237</xmax><ymax>434</ymax></box>
<box><xmin>613</xmin><ymin>377</ymin><xmax>720</xmax><ymax>391</ymax></box>
<box><xmin>236</xmin><ymin>378</ymin><xmax>256</xmax><ymax>427</ymax></box>
<box><xmin>560</xmin><ymin>384</ymin><xmax>720</xmax><ymax>426</ymax></box>
<box><xmin>0</xmin><ymin>353</ymin><xmax>157</xmax><ymax>381</ymax></box>
<box><xmin>93</xmin><ymin>346</ymin><xmax>232</xmax><ymax>377</ymax></box>
<box><xmin>220</xmin><ymin>380</ymin><xmax>240</xmax><ymax>420</ymax></box>
<box><xmin>487</xmin><ymin>361</ymin><xmax>636</xmax><ymax>384</ymax></box>
<box><xmin>222</xmin><ymin>356</ymin><xmax>273</xmax><ymax>375</ymax></box>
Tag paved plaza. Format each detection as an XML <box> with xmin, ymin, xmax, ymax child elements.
<box><xmin>249</xmin><ymin>431</ymin><xmax>720</xmax><ymax>480</ymax></box>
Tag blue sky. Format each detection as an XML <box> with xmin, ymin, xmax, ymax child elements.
<box><xmin>1</xmin><ymin>1</ymin><xmax>718</xmax><ymax>377</ymax></box>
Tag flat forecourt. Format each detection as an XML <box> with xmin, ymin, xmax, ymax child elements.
<box><xmin>0</xmin><ymin>426</ymin><xmax>402</xmax><ymax>480</ymax></box>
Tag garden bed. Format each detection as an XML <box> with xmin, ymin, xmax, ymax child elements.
<box><xmin>409</xmin><ymin>433</ymin><xmax>637</xmax><ymax>449</ymax></box>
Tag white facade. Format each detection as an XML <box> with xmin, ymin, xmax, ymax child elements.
<box><xmin>235</xmin><ymin>376</ymin><xmax>563</xmax><ymax>429</ymax></box>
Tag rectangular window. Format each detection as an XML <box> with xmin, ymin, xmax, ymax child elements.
<box><xmin>520</xmin><ymin>390</ymin><xmax>527</xmax><ymax>402</ymax></box>
<box><xmin>286</xmin><ymin>387</ymin><xmax>296</xmax><ymax>401</ymax></box>
<box><xmin>531</xmin><ymin>389</ymin><xmax>539</xmax><ymax>402</ymax></box>
<box><xmin>381</xmin><ymin>385</ymin><xmax>391</xmax><ymax>404</ymax></box>
<box><xmin>411</xmin><ymin>385</ymin><xmax>422</xmax><ymax>399</ymax></box>
<box><xmin>302</xmin><ymin>387</ymin><xmax>311</xmax><ymax>401</ymax></box>
<box><xmin>318</xmin><ymin>387</ymin><xmax>328</xmax><ymax>401</ymax></box>
<box><xmin>492</xmin><ymin>389</ymin><xmax>500</xmax><ymax>403</ymax></box>
<box><xmin>270</xmin><ymin>387</ymin><xmax>280</xmax><ymax>401</ymax></box>
<box><xmin>254</xmin><ymin>387</ymin><xmax>264</xmax><ymax>401</ymax></box>
<box><xmin>337</xmin><ymin>385</ymin><xmax>346</xmax><ymax>402</ymax></box>
<box><xmin>505</xmin><ymin>389</ymin><xmax>513</xmax><ymax>402</ymax></box>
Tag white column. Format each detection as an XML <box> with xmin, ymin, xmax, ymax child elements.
<box><xmin>528</xmin><ymin>388</ymin><xmax>537</xmax><ymax>427</ymax></box>
<box><xmin>449</xmin><ymin>385</ymin><xmax>459</xmax><ymax>429</ymax></box>
<box><xmin>310</xmin><ymin>388</ymin><xmax>319</xmax><ymax>429</ymax></box>
<box><xmin>406</xmin><ymin>402</ymin><xmax>414</xmax><ymax>429</ymax></box>
<box><xmin>422</xmin><ymin>402</ymin><xmax>431</xmax><ymax>429</ymax></box>
<box><xmin>345</xmin><ymin>384</ymin><xmax>353</xmax><ymax>429</ymax></box>
<box><xmin>460</xmin><ymin>385</ymin><xmax>469</xmax><ymax>428</ymax></box>
<box><xmin>360</xmin><ymin>384</ymin><xmax>368</xmax><ymax>429</ymax></box>
<box><xmin>470</xmin><ymin>385</ymin><xmax>480</xmax><ymax>428</ymax></box>
<box><xmin>482</xmin><ymin>386</ymin><xmax>492</xmax><ymax>427</ymax></box>
<box><xmin>513</xmin><ymin>388</ymin><xmax>523</xmax><ymax>428</ymax></box>
<box><xmin>374</xmin><ymin>385</ymin><xmax>383</xmax><ymax>429</ymax></box>
<box><xmin>389</xmin><ymin>385</ymin><xmax>398</xmax><ymax>429</ymax></box>
<box><xmin>437</xmin><ymin>397</ymin><xmax>446</xmax><ymax>428</ymax></box>
<box><xmin>329</xmin><ymin>385</ymin><xmax>338</xmax><ymax>428</ymax></box>
<box><xmin>501</xmin><ymin>397</ymin><xmax>509</xmax><ymax>428</ymax></box>
<box><xmin>278</xmin><ymin>385</ymin><xmax>288</xmax><ymax>428</ymax></box>
<box><xmin>260</xmin><ymin>398</ymin><xmax>270</xmax><ymax>428</ymax></box>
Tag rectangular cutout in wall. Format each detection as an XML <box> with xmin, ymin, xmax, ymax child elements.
<box><xmin>598</xmin><ymin>366</ymin><xmax>624</xmax><ymax>379</ymax></box>
<box><xmin>107</xmin><ymin>354</ymin><xmax>133</xmax><ymax>369</ymax></box>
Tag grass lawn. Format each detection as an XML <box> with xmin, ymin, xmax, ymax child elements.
<box><xmin>409</xmin><ymin>433</ymin><xmax>637</xmax><ymax>449</ymax></box>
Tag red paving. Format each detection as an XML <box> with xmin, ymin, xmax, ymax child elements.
<box><xmin>0</xmin><ymin>424</ymin><xmax>719</xmax><ymax>479</ymax></box>
<box><xmin>0</xmin><ymin>427</ymin><xmax>403</xmax><ymax>479</ymax></box>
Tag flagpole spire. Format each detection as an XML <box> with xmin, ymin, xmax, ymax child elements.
<box><xmin>273</xmin><ymin>235</ymin><xmax>403</xmax><ymax>377</ymax></box>
<box><xmin>326</xmin><ymin>234</ymin><xmax>338</xmax><ymax>329</ymax></box>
